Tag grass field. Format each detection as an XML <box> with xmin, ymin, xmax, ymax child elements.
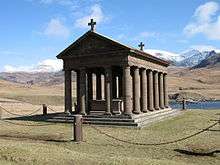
<box><xmin>0</xmin><ymin>110</ymin><xmax>219</xmax><ymax>165</ymax></box>
<box><xmin>0</xmin><ymin>75</ymin><xmax>219</xmax><ymax>164</ymax></box>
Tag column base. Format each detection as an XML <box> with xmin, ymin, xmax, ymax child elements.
<box><xmin>142</xmin><ymin>109</ymin><xmax>148</xmax><ymax>113</ymax></box>
<box><xmin>132</xmin><ymin>110</ymin><xmax>141</xmax><ymax>114</ymax></box>
<box><xmin>64</xmin><ymin>110</ymin><xmax>72</xmax><ymax>114</ymax></box>
<box><xmin>154</xmin><ymin>107</ymin><xmax>160</xmax><ymax>110</ymax></box>
<box><xmin>79</xmin><ymin>112</ymin><xmax>87</xmax><ymax>116</ymax></box>
<box><xmin>148</xmin><ymin>108</ymin><xmax>154</xmax><ymax>111</ymax></box>
<box><xmin>123</xmin><ymin>112</ymin><xmax>132</xmax><ymax>116</ymax></box>
<box><xmin>104</xmin><ymin>112</ymin><xmax>112</xmax><ymax>116</ymax></box>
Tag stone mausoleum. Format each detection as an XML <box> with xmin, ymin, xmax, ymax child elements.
<box><xmin>57</xmin><ymin>19</ymin><xmax>176</xmax><ymax>126</ymax></box>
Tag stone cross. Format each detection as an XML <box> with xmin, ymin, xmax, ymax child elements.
<box><xmin>138</xmin><ymin>42</ymin><xmax>145</xmax><ymax>51</ymax></box>
<box><xmin>88</xmin><ymin>19</ymin><xmax>96</xmax><ymax>32</ymax></box>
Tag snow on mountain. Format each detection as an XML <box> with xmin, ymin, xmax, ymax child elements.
<box><xmin>144</xmin><ymin>49</ymin><xmax>184</xmax><ymax>62</ymax></box>
<box><xmin>144</xmin><ymin>48</ymin><xmax>218</xmax><ymax>67</ymax></box>
<box><xmin>3</xmin><ymin>59</ymin><xmax>63</xmax><ymax>73</ymax></box>
<box><xmin>178</xmin><ymin>49</ymin><xmax>217</xmax><ymax>67</ymax></box>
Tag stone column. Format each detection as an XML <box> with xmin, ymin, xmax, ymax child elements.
<box><xmin>65</xmin><ymin>70</ymin><xmax>72</xmax><ymax>113</ymax></box>
<box><xmin>123</xmin><ymin>66</ymin><xmax>132</xmax><ymax>115</ymax></box>
<box><xmin>118</xmin><ymin>75</ymin><xmax>123</xmax><ymax>98</ymax></box>
<box><xmin>164</xmin><ymin>73</ymin><xmax>169</xmax><ymax>108</ymax></box>
<box><xmin>105</xmin><ymin>67</ymin><xmax>112</xmax><ymax>115</ymax></box>
<box><xmin>148</xmin><ymin>70</ymin><xmax>154</xmax><ymax>111</ymax></box>
<box><xmin>141</xmin><ymin>68</ymin><xmax>148</xmax><ymax>112</ymax></box>
<box><xmin>96</xmin><ymin>72</ymin><xmax>102</xmax><ymax>100</ymax></box>
<box><xmin>133</xmin><ymin>67</ymin><xmax>141</xmax><ymax>114</ymax></box>
<box><xmin>153</xmin><ymin>71</ymin><xmax>160</xmax><ymax>110</ymax></box>
<box><xmin>112</xmin><ymin>75</ymin><xmax>117</xmax><ymax>99</ymax></box>
<box><xmin>79</xmin><ymin>68</ymin><xmax>86</xmax><ymax>115</ymax></box>
<box><xmin>88</xmin><ymin>72</ymin><xmax>93</xmax><ymax>113</ymax></box>
<box><xmin>76</xmin><ymin>70</ymin><xmax>80</xmax><ymax>113</ymax></box>
<box><xmin>88</xmin><ymin>72</ymin><xmax>93</xmax><ymax>100</ymax></box>
<box><xmin>159</xmin><ymin>73</ymin><xmax>165</xmax><ymax>109</ymax></box>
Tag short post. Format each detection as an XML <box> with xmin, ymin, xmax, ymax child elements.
<box><xmin>0</xmin><ymin>107</ymin><xmax>2</xmax><ymax>119</ymax></box>
<box><xmin>182</xmin><ymin>98</ymin><xmax>186</xmax><ymax>110</ymax></box>
<box><xmin>43</xmin><ymin>104</ymin><xmax>47</xmax><ymax>115</ymax></box>
<box><xmin>72</xmin><ymin>115</ymin><xmax>83</xmax><ymax>142</ymax></box>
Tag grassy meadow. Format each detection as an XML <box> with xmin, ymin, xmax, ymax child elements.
<box><xmin>0</xmin><ymin>110</ymin><xmax>219</xmax><ymax>165</ymax></box>
<box><xmin>0</xmin><ymin>79</ymin><xmax>219</xmax><ymax>164</ymax></box>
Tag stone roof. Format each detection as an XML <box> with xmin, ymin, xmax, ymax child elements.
<box><xmin>57</xmin><ymin>31</ymin><xmax>169</xmax><ymax>66</ymax></box>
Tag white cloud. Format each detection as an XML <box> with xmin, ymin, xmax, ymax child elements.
<box><xmin>75</xmin><ymin>4</ymin><xmax>104</xmax><ymax>29</ymax></box>
<box><xmin>4</xmin><ymin>59</ymin><xmax>63</xmax><ymax>73</ymax></box>
<box><xmin>190</xmin><ymin>45</ymin><xmax>220</xmax><ymax>53</ymax></box>
<box><xmin>184</xmin><ymin>1</ymin><xmax>220</xmax><ymax>40</ymax></box>
<box><xmin>43</xmin><ymin>18</ymin><xmax>70</xmax><ymax>38</ymax></box>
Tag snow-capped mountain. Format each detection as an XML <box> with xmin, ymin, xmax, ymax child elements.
<box><xmin>178</xmin><ymin>50</ymin><xmax>217</xmax><ymax>67</ymax></box>
<box><xmin>144</xmin><ymin>49</ymin><xmax>184</xmax><ymax>62</ymax></box>
<box><xmin>144</xmin><ymin>49</ymin><xmax>217</xmax><ymax>67</ymax></box>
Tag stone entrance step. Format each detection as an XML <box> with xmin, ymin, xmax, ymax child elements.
<box><xmin>14</xmin><ymin>109</ymin><xmax>182</xmax><ymax>127</ymax></box>
<box><xmin>82</xmin><ymin>109</ymin><xmax>182</xmax><ymax>127</ymax></box>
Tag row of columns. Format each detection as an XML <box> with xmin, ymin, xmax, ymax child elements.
<box><xmin>64</xmin><ymin>65</ymin><xmax>169</xmax><ymax>115</ymax></box>
<box><xmin>123</xmin><ymin>66</ymin><xmax>169</xmax><ymax>115</ymax></box>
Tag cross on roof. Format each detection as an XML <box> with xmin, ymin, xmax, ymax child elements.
<box><xmin>138</xmin><ymin>42</ymin><xmax>145</xmax><ymax>51</ymax></box>
<box><xmin>88</xmin><ymin>19</ymin><xmax>96</xmax><ymax>32</ymax></box>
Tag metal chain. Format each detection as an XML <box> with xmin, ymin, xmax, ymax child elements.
<box><xmin>0</xmin><ymin>105</ymin><xmax>42</xmax><ymax>117</ymax></box>
<box><xmin>0</xmin><ymin>119</ymin><xmax>57</xmax><ymax>127</ymax></box>
<box><xmin>48</xmin><ymin>106</ymin><xmax>60</xmax><ymax>113</ymax></box>
<box><xmin>84</xmin><ymin>120</ymin><xmax>219</xmax><ymax>146</ymax></box>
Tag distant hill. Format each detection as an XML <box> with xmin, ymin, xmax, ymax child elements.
<box><xmin>192</xmin><ymin>53</ymin><xmax>220</xmax><ymax>69</ymax></box>
<box><xmin>0</xmin><ymin>71</ymin><xmax>76</xmax><ymax>86</ymax></box>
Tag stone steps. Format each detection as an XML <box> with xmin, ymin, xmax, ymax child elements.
<box><xmin>83</xmin><ymin>109</ymin><xmax>181</xmax><ymax>127</ymax></box>
<box><xmin>27</xmin><ymin>109</ymin><xmax>182</xmax><ymax>127</ymax></box>
<box><xmin>137</xmin><ymin>110</ymin><xmax>181</xmax><ymax>127</ymax></box>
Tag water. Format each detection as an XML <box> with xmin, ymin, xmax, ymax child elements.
<box><xmin>169</xmin><ymin>101</ymin><xmax>220</xmax><ymax>110</ymax></box>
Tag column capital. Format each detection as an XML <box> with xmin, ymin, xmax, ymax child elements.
<box><xmin>140</xmin><ymin>67</ymin><xmax>146</xmax><ymax>71</ymax></box>
<box><xmin>153</xmin><ymin>70</ymin><xmax>159</xmax><ymax>74</ymax></box>
<box><xmin>105</xmin><ymin>66</ymin><xmax>112</xmax><ymax>82</ymax></box>
<box><xmin>79</xmin><ymin>67</ymin><xmax>86</xmax><ymax>71</ymax></box>
<box><xmin>131</xmin><ymin>65</ymin><xmax>139</xmax><ymax>69</ymax></box>
<box><xmin>63</xmin><ymin>69</ymin><xmax>72</xmax><ymax>71</ymax></box>
<box><xmin>122</xmin><ymin>65</ymin><xmax>131</xmax><ymax>69</ymax></box>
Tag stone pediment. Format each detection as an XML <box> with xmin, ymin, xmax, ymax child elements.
<box><xmin>57</xmin><ymin>31</ymin><xmax>130</xmax><ymax>58</ymax></box>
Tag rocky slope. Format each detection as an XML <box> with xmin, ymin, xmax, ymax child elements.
<box><xmin>145</xmin><ymin>49</ymin><xmax>218</xmax><ymax>67</ymax></box>
<box><xmin>192</xmin><ymin>53</ymin><xmax>220</xmax><ymax>69</ymax></box>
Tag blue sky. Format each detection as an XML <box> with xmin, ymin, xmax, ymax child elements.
<box><xmin>0</xmin><ymin>0</ymin><xmax>220</xmax><ymax>72</ymax></box>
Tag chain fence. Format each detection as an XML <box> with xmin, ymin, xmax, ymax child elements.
<box><xmin>0</xmin><ymin>105</ymin><xmax>58</xmax><ymax>127</ymax></box>
<box><xmin>0</xmin><ymin>105</ymin><xmax>42</xmax><ymax>117</ymax></box>
<box><xmin>85</xmin><ymin>120</ymin><xmax>219</xmax><ymax>146</ymax></box>
<box><xmin>0</xmin><ymin>103</ymin><xmax>219</xmax><ymax>145</ymax></box>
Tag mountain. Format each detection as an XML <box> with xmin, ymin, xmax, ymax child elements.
<box><xmin>144</xmin><ymin>49</ymin><xmax>183</xmax><ymax>63</ymax></box>
<box><xmin>145</xmin><ymin>49</ymin><xmax>218</xmax><ymax>67</ymax></box>
<box><xmin>178</xmin><ymin>50</ymin><xmax>217</xmax><ymax>67</ymax></box>
<box><xmin>0</xmin><ymin>71</ymin><xmax>74</xmax><ymax>86</ymax></box>
<box><xmin>192</xmin><ymin>53</ymin><xmax>220</xmax><ymax>69</ymax></box>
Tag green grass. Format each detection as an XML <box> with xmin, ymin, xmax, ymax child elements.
<box><xmin>0</xmin><ymin>94</ymin><xmax>76</xmax><ymax>106</ymax></box>
<box><xmin>0</xmin><ymin>110</ymin><xmax>219</xmax><ymax>165</ymax></box>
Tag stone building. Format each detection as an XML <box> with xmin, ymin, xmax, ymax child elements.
<box><xmin>57</xmin><ymin>20</ymin><xmax>172</xmax><ymax>125</ymax></box>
